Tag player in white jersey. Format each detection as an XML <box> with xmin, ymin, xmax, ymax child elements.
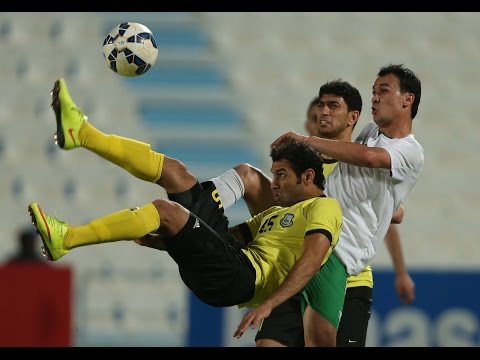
<box><xmin>327</xmin><ymin>121</ymin><xmax>422</xmax><ymax>275</ymax></box>
<box><xmin>270</xmin><ymin>64</ymin><xmax>424</xmax><ymax>277</ymax></box>
<box><xmin>219</xmin><ymin>90</ymin><xmax>414</xmax><ymax>346</ymax></box>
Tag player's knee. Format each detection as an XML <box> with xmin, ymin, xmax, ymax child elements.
<box><xmin>233</xmin><ymin>163</ymin><xmax>252</xmax><ymax>181</ymax></box>
<box><xmin>152</xmin><ymin>198</ymin><xmax>182</xmax><ymax>218</ymax></box>
<box><xmin>161</xmin><ymin>157</ymin><xmax>197</xmax><ymax>190</ymax></box>
<box><xmin>152</xmin><ymin>199</ymin><xmax>189</xmax><ymax>236</ymax></box>
<box><xmin>234</xmin><ymin>163</ymin><xmax>258</xmax><ymax>189</ymax></box>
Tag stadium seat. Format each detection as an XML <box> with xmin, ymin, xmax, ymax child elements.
<box><xmin>121</xmin><ymin>61</ymin><xmax>226</xmax><ymax>89</ymax></box>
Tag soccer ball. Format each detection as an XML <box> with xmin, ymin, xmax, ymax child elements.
<box><xmin>102</xmin><ymin>22</ymin><xmax>158</xmax><ymax>77</ymax></box>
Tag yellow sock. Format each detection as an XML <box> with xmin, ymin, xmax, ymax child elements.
<box><xmin>79</xmin><ymin>122</ymin><xmax>164</xmax><ymax>182</ymax></box>
<box><xmin>64</xmin><ymin>203</ymin><xmax>160</xmax><ymax>249</ymax></box>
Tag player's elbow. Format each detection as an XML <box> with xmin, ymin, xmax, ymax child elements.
<box><xmin>391</xmin><ymin>215</ymin><xmax>403</xmax><ymax>224</ymax></box>
<box><xmin>391</xmin><ymin>206</ymin><xmax>404</xmax><ymax>224</ymax></box>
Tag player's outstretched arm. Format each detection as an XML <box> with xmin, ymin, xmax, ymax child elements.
<box><xmin>271</xmin><ymin>131</ymin><xmax>391</xmax><ymax>169</ymax></box>
<box><xmin>233</xmin><ymin>232</ymin><xmax>330</xmax><ymax>339</ymax></box>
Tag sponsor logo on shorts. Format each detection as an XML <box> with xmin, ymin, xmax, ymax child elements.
<box><xmin>193</xmin><ymin>219</ymin><xmax>200</xmax><ymax>229</ymax></box>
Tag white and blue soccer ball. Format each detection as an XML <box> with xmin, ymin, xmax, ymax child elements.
<box><xmin>102</xmin><ymin>22</ymin><xmax>158</xmax><ymax>77</ymax></box>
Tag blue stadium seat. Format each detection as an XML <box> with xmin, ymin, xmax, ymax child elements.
<box><xmin>138</xmin><ymin>101</ymin><xmax>243</xmax><ymax>130</ymax></box>
<box><xmin>149</xmin><ymin>25</ymin><xmax>210</xmax><ymax>50</ymax></box>
<box><xmin>152</xmin><ymin>142</ymin><xmax>259</xmax><ymax>168</ymax></box>
<box><xmin>121</xmin><ymin>62</ymin><xmax>226</xmax><ymax>88</ymax></box>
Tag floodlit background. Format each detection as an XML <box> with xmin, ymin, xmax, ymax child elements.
<box><xmin>0</xmin><ymin>12</ymin><xmax>478</xmax><ymax>346</ymax></box>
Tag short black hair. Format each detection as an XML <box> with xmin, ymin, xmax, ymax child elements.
<box><xmin>319</xmin><ymin>79</ymin><xmax>363</xmax><ymax>114</ymax></box>
<box><xmin>378</xmin><ymin>64</ymin><xmax>422</xmax><ymax>119</ymax></box>
<box><xmin>270</xmin><ymin>138</ymin><xmax>325</xmax><ymax>190</ymax></box>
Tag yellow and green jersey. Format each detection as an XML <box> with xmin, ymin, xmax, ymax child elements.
<box><xmin>323</xmin><ymin>158</ymin><xmax>373</xmax><ymax>289</ymax></box>
<box><xmin>239</xmin><ymin>196</ymin><xmax>342</xmax><ymax>308</ymax></box>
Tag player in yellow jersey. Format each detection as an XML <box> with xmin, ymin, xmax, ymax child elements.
<box><xmin>28</xmin><ymin>78</ymin><xmax>347</xmax><ymax>346</ymax></box>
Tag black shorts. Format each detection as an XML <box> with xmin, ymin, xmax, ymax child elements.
<box><xmin>255</xmin><ymin>293</ymin><xmax>305</xmax><ymax>347</ymax></box>
<box><xmin>165</xmin><ymin>181</ymin><xmax>256</xmax><ymax>307</ymax></box>
<box><xmin>336</xmin><ymin>286</ymin><xmax>373</xmax><ymax>347</ymax></box>
<box><xmin>255</xmin><ymin>285</ymin><xmax>372</xmax><ymax>347</ymax></box>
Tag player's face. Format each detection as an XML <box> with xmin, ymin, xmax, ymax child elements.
<box><xmin>371</xmin><ymin>73</ymin><xmax>406</xmax><ymax>126</ymax></box>
<box><xmin>270</xmin><ymin>159</ymin><xmax>304</xmax><ymax>207</ymax></box>
<box><xmin>304</xmin><ymin>105</ymin><xmax>319</xmax><ymax>136</ymax></box>
<box><xmin>316</xmin><ymin>94</ymin><xmax>351</xmax><ymax>139</ymax></box>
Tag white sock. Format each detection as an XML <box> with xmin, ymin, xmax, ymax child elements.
<box><xmin>210</xmin><ymin>169</ymin><xmax>245</xmax><ymax>210</ymax></box>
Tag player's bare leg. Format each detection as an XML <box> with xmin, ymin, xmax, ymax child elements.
<box><xmin>28</xmin><ymin>199</ymin><xmax>189</xmax><ymax>261</ymax></box>
<box><xmin>50</xmin><ymin>78</ymin><xmax>197</xmax><ymax>194</ymax></box>
<box><xmin>234</xmin><ymin>163</ymin><xmax>275</xmax><ymax>215</ymax></box>
<box><xmin>303</xmin><ymin>306</ymin><xmax>337</xmax><ymax>347</ymax></box>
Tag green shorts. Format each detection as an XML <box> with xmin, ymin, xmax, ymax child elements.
<box><xmin>301</xmin><ymin>252</ymin><xmax>347</xmax><ymax>329</ymax></box>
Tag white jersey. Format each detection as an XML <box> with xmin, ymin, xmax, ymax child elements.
<box><xmin>327</xmin><ymin>121</ymin><xmax>424</xmax><ymax>275</ymax></box>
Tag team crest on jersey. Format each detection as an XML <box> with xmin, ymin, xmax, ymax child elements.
<box><xmin>280</xmin><ymin>213</ymin><xmax>294</xmax><ymax>228</ymax></box>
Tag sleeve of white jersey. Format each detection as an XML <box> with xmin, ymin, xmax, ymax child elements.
<box><xmin>383</xmin><ymin>138</ymin><xmax>424</xmax><ymax>183</ymax></box>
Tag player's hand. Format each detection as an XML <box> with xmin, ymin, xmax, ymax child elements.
<box><xmin>233</xmin><ymin>301</ymin><xmax>273</xmax><ymax>339</ymax></box>
<box><xmin>395</xmin><ymin>272</ymin><xmax>415</xmax><ymax>304</ymax></box>
<box><xmin>271</xmin><ymin>131</ymin><xmax>306</xmax><ymax>147</ymax></box>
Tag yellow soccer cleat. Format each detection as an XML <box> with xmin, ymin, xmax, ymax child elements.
<box><xmin>28</xmin><ymin>203</ymin><xmax>69</xmax><ymax>261</ymax></box>
<box><xmin>50</xmin><ymin>78</ymin><xmax>88</xmax><ymax>150</ymax></box>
